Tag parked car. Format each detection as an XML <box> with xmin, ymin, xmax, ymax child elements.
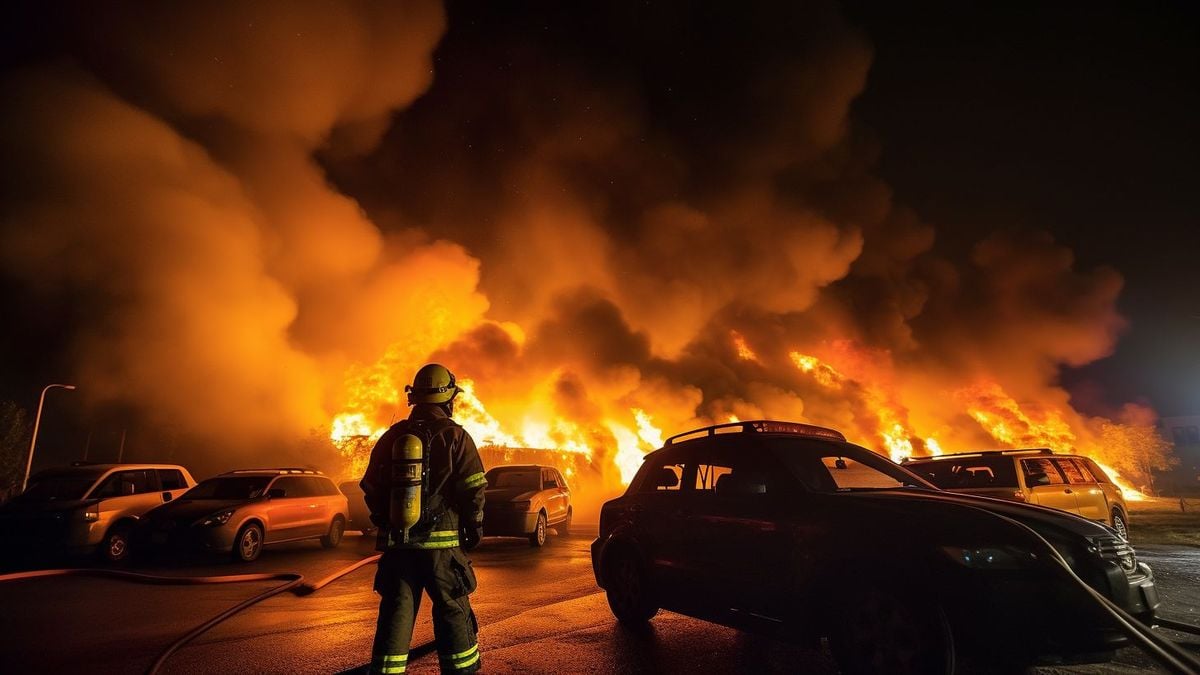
<box><xmin>140</xmin><ymin>468</ymin><xmax>349</xmax><ymax>562</ymax></box>
<box><xmin>483</xmin><ymin>464</ymin><xmax>572</xmax><ymax>546</ymax></box>
<box><xmin>338</xmin><ymin>479</ymin><xmax>375</xmax><ymax>533</ymax></box>
<box><xmin>902</xmin><ymin>449</ymin><xmax>1131</xmax><ymax>538</ymax></box>
<box><xmin>592</xmin><ymin>420</ymin><xmax>1158</xmax><ymax>672</ymax></box>
<box><xmin>0</xmin><ymin>463</ymin><xmax>196</xmax><ymax>563</ymax></box>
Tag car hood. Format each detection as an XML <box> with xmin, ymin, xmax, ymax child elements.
<box><xmin>484</xmin><ymin>488</ymin><xmax>538</xmax><ymax>503</ymax></box>
<box><xmin>0</xmin><ymin>498</ymin><xmax>92</xmax><ymax>516</ymax></box>
<box><xmin>148</xmin><ymin>498</ymin><xmax>248</xmax><ymax>523</ymax></box>
<box><xmin>841</xmin><ymin>488</ymin><xmax>1115</xmax><ymax>539</ymax></box>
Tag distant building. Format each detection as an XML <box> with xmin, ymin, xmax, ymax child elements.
<box><xmin>1159</xmin><ymin>416</ymin><xmax>1200</xmax><ymax>495</ymax></box>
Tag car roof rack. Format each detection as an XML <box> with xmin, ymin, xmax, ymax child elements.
<box><xmin>900</xmin><ymin>448</ymin><xmax>1054</xmax><ymax>462</ymax></box>
<box><xmin>221</xmin><ymin>467</ymin><xmax>324</xmax><ymax>475</ymax></box>
<box><xmin>664</xmin><ymin>420</ymin><xmax>846</xmax><ymax>446</ymax></box>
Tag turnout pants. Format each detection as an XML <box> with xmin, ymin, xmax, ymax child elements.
<box><xmin>371</xmin><ymin>548</ymin><xmax>481</xmax><ymax>674</ymax></box>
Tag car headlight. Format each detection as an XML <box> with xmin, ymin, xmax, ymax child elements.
<box><xmin>77</xmin><ymin>504</ymin><xmax>100</xmax><ymax>522</ymax></box>
<box><xmin>200</xmin><ymin>510</ymin><xmax>235</xmax><ymax>527</ymax></box>
<box><xmin>941</xmin><ymin>545</ymin><xmax>1038</xmax><ymax>570</ymax></box>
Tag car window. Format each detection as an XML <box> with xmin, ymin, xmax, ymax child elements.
<box><xmin>1053</xmin><ymin>458</ymin><xmax>1091</xmax><ymax>485</ymax></box>
<box><xmin>21</xmin><ymin>470</ymin><xmax>105</xmax><ymax>501</ymax></box>
<box><xmin>158</xmin><ymin>469</ymin><xmax>187</xmax><ymax>490</ymax></box>
<box><xmin>1082</xmin><ymin>458</ymin><xmax>1114</xmax><ymax>484</ymax></box>
<box><xmin>553</xmin><ymin>469</ymin><xmax>568</xmax><ymax>489</ymax></box>
<box><xmin>693</xmin><ymin>463</ymin><xmax>733</xmax><ymax>492</ymax></box>
<box><xmin>904</xmin><ymin>457</ymin><xmax>1019</xmax><ymax>489</ymax></box>
<box><xmin>486</xmin><ymin>469</ymin><xmax>540</xmax><ymax>490</ymax></box>
<box><xmin>540</xmin><ymin>468</ymin><xmax>558</xmax><ymax>490</ymax></box>
<box><xmin>92</xmin><ymin>469</ymin><xmax>156</xmax><ymax>498</ymax></box>
<box><xmin>821</xmin><ymin>457</ymin><xmax>907</xmax><ymax>490</ymax></box>
<box><xmin>184</xmin><ymin>476</ymin><xmax>271</xmax><ymax>500</ymax></box>
<box><xmin>313</xmin><ymin>477</ymin><xmax>340</xmax><ymax>496</ymax></box>
<box><xmin>1021</xmin><ymin>458</ymin><xmax>1065</xmax><ymax>485</ymax></box>
<box><xmin>1069</xmin><ymin>459</ymin><xmax>1096</xmax><ymax>482</ymax></box>
<box><xmin>272</xmin><ymin>476</ymin><xmax>311</xmax><ymax>498</ymax></box>
<box><xmin>638</xmin><ymin>461</ymin><xmax>688</xmax><ymax>493</ymax></box>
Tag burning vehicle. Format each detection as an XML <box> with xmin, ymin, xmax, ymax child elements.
<box><xmin>592</xmin><ymin>421</ymin><xmax>1159</xmax><ymax>672</ymax></box>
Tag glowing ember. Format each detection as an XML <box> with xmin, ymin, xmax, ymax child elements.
<box><xmin>732</xmin><ymin>331</ymin><xmax>759</xmax><ymax>362</ymax></box>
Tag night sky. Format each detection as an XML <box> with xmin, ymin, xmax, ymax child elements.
<box><xmin>0</xmin><ymin>1</ymin><xmax>1197</xmax><ymax>476</ymax></box>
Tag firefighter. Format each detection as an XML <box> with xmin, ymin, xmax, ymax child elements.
<box><xmin>361</xmin><ymin>363</ymin><xmax>487</xmax><ymax>674</ymax></box>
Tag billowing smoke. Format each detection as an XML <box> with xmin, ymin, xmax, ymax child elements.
<box><xmin>0</xmin><ymin>2</ymin><xmax>1163</xmax><ymax>495</ymax></box>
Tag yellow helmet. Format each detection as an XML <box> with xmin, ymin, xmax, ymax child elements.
<box><xmin>406</xmin><ymin>363</ymin><xmax>459</xmax><ymax>405</ymax></box>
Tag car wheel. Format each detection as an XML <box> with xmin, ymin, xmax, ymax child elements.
<box><xmin>529</xmin><ymin>511</ymin><xmax>547</xmax><ymax>547</ymax></box>
<box><xmin>99</xmin><ymin>523</ymin><xmax>133</xmax><ymax>564</ymax></box>
<box><xmin>603</xmin><ymin>548</ymin><xmax>659</xmax><ymax>625</ymax></box>
<box><xmin>321</xmin><ymin>516</ymin><xmax>345</xmax><ymax>549</ymax></box>
<box><xmin>560</xmin><ymin>507</ymin><xmax>572</xmax><ymax>535</ymax></box>
<box><xmin>829</xmin><ymin>585</ymin><xmax>954</xmax><ymax>675</ymax></box>
<box><xmin>232</xmin><ymin>523</ymin><xmax>264</xmax><ymax>562</ymax></box>
<box><xmin>1112</xmin><ymin>510</ymin><xmax>1129</xmax><ymax>539</ymax></box>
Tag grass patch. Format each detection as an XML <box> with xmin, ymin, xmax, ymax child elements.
<box><xmin>1129</xmin><ymin>509</ymin><xmax>1200</xmax><ymax>548</ymax></box>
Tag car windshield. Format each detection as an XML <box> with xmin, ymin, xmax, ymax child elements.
<box><xmin>183</xmin><ymin>476</ymin><xmax>272</xmax><ymax>500</ymax></box>
<box><xmin>768</xmin><ymin>439</ymin><xmax>935</xmax><ymax>493</ymax></box>
<box><xmin>903</xmin><ymin>456</ymin><xmax>1019</xmax><ymax>489</ymax></box>
<box><xmin>485</xmin><ymin>468</ymin><xmax>540</xmax><ymax>491</ymax></box>
<box><xmin>20</xmin><ymin>470</ymin><xmax>104</xmax><ymax>501</ymax></box>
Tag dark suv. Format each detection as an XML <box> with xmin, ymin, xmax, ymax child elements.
<box><xmin>591</xmin><ymin>421</ymin><xmax>1159</xmax><ymax>672</ymax></box>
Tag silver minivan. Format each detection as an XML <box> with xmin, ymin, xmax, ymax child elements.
<box><xmin>0</xmin><ymin>463</ymin><xmax>196</xmax><ymax>562</ymax></box>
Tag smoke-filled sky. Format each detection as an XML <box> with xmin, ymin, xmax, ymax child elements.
<box><xmin>0</xmin><ymin>1</ymin><xmax>1196</xmax><ymax>480</ymax></box>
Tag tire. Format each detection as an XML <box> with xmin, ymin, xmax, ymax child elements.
<box><xmin>321</xmin><ymin>516</ymin><xmax>345</xmax><ymax>549</ymax></box>
<box><xmin>529</xmin><ymin>511</ymin><xmax>547</xmax><ymax>547</ymax></box>
<box><xmin>602</xmin><ymin>547</ymin><xmax>659</xmax><ymax>625</ymax></box>
<box><xmin>99</xmin><ymin>523</ymin><xmax>133</xmax><ymax>564</ymax></box>
<box><xmin>232</xmin><ymin>522</ymin><xmax>264</xmax><ymax>562</ymax></box>
<box><xmin>1112</xmin><ymin>510</ymin><xmax>1129</xmax><ymax>540</ymax></box>
<box><xmin>829</xmin><ymin>585</ymin><xmax>954</xmax><ymax>675</ymax></box>
<box><xmin>560</xmin><ymin>507</ymin><xmax>572</xmax><ymax>535</ymax></box>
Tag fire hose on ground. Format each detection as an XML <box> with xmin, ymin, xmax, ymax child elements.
<box><xmin>0</xmin><ymin>553</ymin><xmax>436</xmax><ymax>675</ymax></box>
<box><xmin>2</xmin><ymin>525</ymin><xmax>1200</xmax><ymax>674</ymax></box>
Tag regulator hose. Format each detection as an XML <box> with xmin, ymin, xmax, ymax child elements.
<box><xmin>956</xmin><ymin>504</ymin><xmax>1200</xmax><ymax>674</ymax></box>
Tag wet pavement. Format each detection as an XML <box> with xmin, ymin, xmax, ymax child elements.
<box><xmin>1</xmin><ymin>529</ymin><xmax>1198</xmax><ymax>673</ymax></box>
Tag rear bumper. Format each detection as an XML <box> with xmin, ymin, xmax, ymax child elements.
<box><xmin>482</xmin><ymin>510</ymin><xmax>538</xmax><ymax>536</ymax></box>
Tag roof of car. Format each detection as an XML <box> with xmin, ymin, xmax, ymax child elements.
<box><xmin>66</xmin><ymin>462</ymin><xmax>189</xmax><ymax>471</ymax></box>
<box><xmin>487</xmin><ymin>464</ymin><xmax>550</xmax><ymax>470</ymax></box>
<box><xmin>901</xmin><ymin>448</ymin><xmax>1055</xmax><ymax>463</ymax></box>
<box><xmin>217</xmin><ymin>468</ymin><xmax>327</xmax><ymax>477</ymax></box>
<box><xmin>664</xmin><ymin>420</ymin><xmax>847</xmax><ymax>446</ymax></box>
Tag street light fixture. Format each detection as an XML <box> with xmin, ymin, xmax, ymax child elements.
<box><xmin>21</xmin><ymin>383</ymin><xmax>77</xmax><ymax>493</ymax></box>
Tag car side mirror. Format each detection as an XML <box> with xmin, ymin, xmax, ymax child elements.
<box><xmin>652</xmin><ymin>468</ymin><xmax>679</xmax><ymax>489</ymax></box>
<box><xmin>834</xmin><ymin>458</ymin><xmax>848</xmax><ymax>470</ymax></box>
<box><xmin>1026</xmin><ymin>472</ymin><xmax>1050</xmax><ymax>487</ymax></box>
<box><xmin>267</xmin><ymin>488</ymin><xmax>287</xmax><ymax>499</ymax></box>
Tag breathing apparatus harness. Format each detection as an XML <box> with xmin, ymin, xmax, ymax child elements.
<box><xmin>388</xmin><ymin>417</ymin><xmax>459</xmax><ymax>545</ymax></box>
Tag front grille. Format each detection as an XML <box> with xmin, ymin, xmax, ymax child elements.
<box><xmin>1094</xmin><ymin>536</ymin><xmax>1137</xmax><ymax>573</ymax></box>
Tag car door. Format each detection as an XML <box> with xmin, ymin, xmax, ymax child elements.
<box><xmin>156</xmin><ymin>469</ymin><xmax>189</xmax><ymax>505</ymax></box>
<box><xmin>1057</xmin><ymin>458</ymin><xmax>1108</xmax><ymax>521</ymax></box>
<box><xmin>553</xmin><ymin>468</ymin><xmax>571</xmax><ymax>519</ymax></box>
<box><xmin>262</xmin><ymin>477</ymin><xmax>311</xmax><ymax>542</ymax></box>
<box><xmin>1020</xmin><ymin>457</ymin><xmax>1078</xmax><ymax>514</ymax></box>
<box><xmin>91</xmin><ymin>469</ymin><xmax>161</xmax><ymax>521</ymax></box>
<box><xmin>627</xmin><ymin>449</ymin><xmax>700</xmax><ymax>604</ymax></box>
<box><xmin>687</xmin><ymin>444</ymin><xmax>793</xmax><ymax>619</ymax></box>
<box><xmin>542</xmin><ymin>468</ymin><xmax>568</xmax><ymax>523</ymax></box>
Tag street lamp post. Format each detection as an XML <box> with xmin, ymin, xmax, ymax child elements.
<box><xmin>21</xmin><ymin>383</ymin><xmax>77</xmax><ymax>493</ymax></box>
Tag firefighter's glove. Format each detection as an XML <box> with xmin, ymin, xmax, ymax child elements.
<box><xmin>461</xmin><ymin>525</ymin><xmax>483</xmax><ymax>551</ymax></box>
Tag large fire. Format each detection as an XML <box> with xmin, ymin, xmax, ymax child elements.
<box><xmin>329</xmin><ymin>334</ymin><xmax>1154</xmax><ymax>506</ymax></box>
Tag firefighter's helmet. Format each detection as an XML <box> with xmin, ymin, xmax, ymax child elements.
<box><xmin>406</xmin><ymin>363</ymin><xmax>459</xmax><ymax>405</ymax></box>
